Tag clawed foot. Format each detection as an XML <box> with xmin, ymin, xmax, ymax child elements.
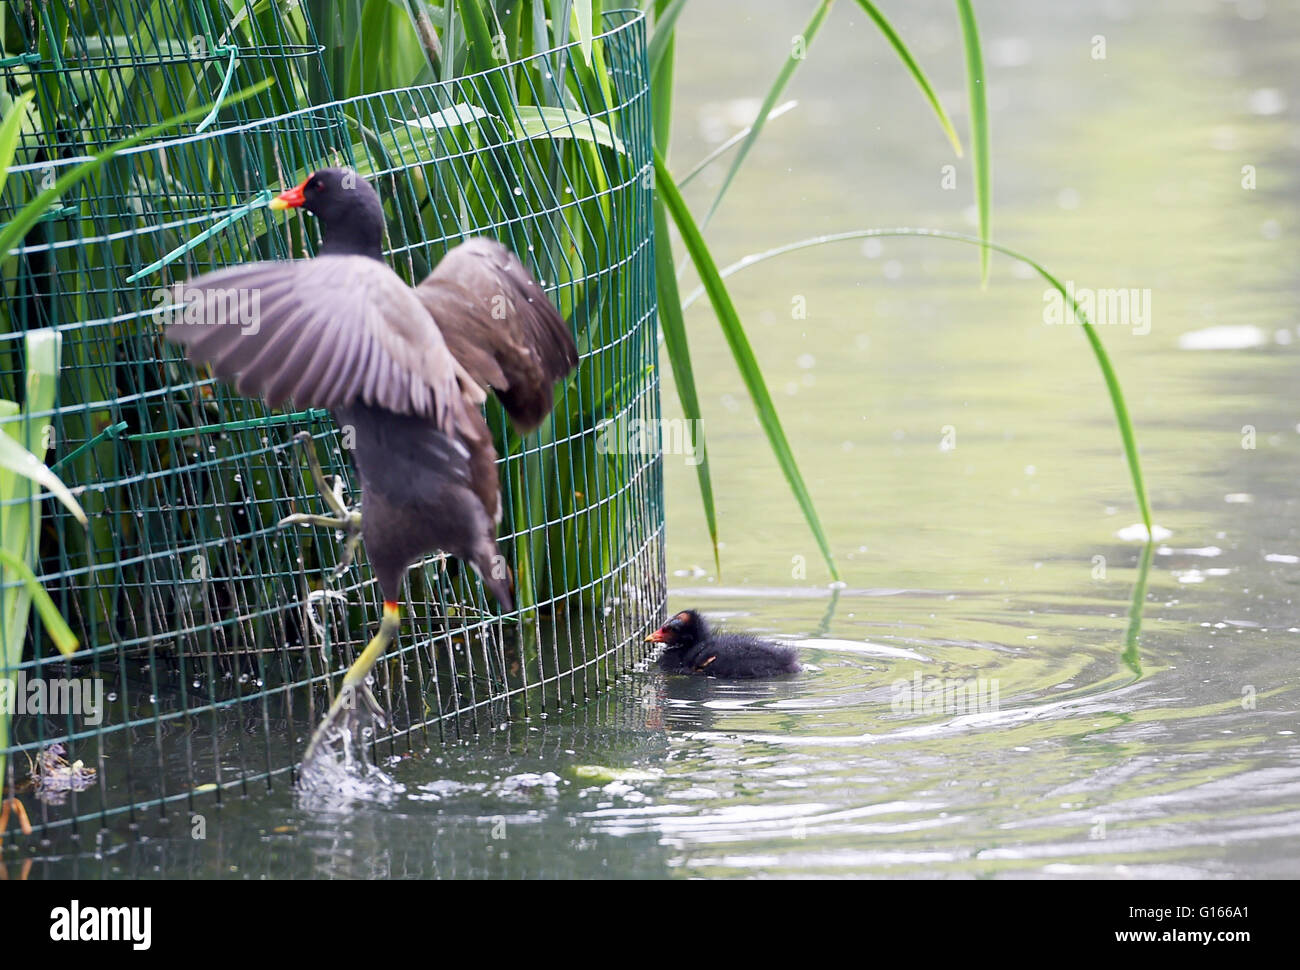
<box><xmin>279</xmin><ymin>430</ymin><xmax>363</xmax><ymax>579</ymax></box>
<box><xmin>280</xmin><ymin>508</ymin><xmax>363</xmax><ymax>579</ymax></box>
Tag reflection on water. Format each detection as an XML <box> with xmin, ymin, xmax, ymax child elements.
<box><xmin>7</xmin><ymin>0</ymin><xmax>1300</xmax><ymax>877</ymax></box>
<box><xmin>15</xmin><ymin>568</ymin><xmax>1298</xmax><ymax>878</ymax></box>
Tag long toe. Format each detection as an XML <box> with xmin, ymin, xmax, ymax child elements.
<box><xmin>279</xmin><ymin>511</ymin><xmax>345</xmax><ymax>529</ymax></box>
<box><xmin>356</xmin><ymin>683</ymin><xmax>386</xmax><ymax>726</ymax></box>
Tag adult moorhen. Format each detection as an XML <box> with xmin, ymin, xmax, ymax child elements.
<box><xmin>164</xmin><ymin>167</ymin><xmax>577</xmax><ymax>768</ymax></box>
<box><xmin>647</xmin><ymin>610</ymin><xmax>801</xmax><ymax>678</ymax></box>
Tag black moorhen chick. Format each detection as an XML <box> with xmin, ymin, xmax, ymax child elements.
<box><xmin>164</xmin><ymin>168</ymin><xmax>577</xmax><ymax>767</ymax></box>
<box><xmin>647</xmin><ymin>610</ymin><xmax>800</xmax><ymax>678</ymax></box>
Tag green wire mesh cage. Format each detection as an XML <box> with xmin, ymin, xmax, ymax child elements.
<box><xmin>0</xmin><ymin>5</ymin><xmax>663</xmax><ymax>840</ymax></box>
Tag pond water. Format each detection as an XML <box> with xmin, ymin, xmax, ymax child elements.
<box><xmin>12</xmin><ymin>0</ymin><xmax>1300</xmax><ymax>878</ymax></box>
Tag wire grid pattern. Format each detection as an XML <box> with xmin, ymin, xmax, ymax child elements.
<box><xmin>13</xmin><ymin>683</ymin><xmax>673</xmax><ymax>878</ymax></box>
<box><xmin>0</xmin><ymin>0</ymin><xmax>332</xmax><ymax>150</ymax></box>
<box><xmin>0</xmin><ymin>9</ymin><xmax>664</xmax><ymax>839</ymax></box>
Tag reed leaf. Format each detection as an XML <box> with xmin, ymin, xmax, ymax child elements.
<box><xmin>0</xmin><ymin>550</ymin><xmax>78</xmax><ymax>657</ymax></box>
<box><xmin>851</xmin><ymin>0</ymin><xmax>962</xmax><ymax>156</ymax></box>
<box><xmin>0</xmin><ymin>329</ymin><xmax>79</xmax><ymax>790</ymax></box>
<box><xmin>1123</xmin><ymin>541</ymin><xmax>1154</xmax><ymax>677</ymax></box>
<box><xmin>0</xmin><ymin>432</ymin><xmax>87</xmax><ymax>528</ymax></box>
<box><xmin>697</xmin><ymin>0</ymin><xmax>962</xmax><ymax>225</ymax></box>
<box><xmin>648</xmin><ymin>0</ymin><xmax>690</xmax><ymax>75</ymax></box>
<box><xmin>0</xmin><ymin>93</ymin><xmax>32</xmax><ymax>198</ymax></box>
<box><xmin>955</xmin><ymin>0</ymin><xmax>991</xmax><ymax>285</ymax></box>
<box><xmin>656</xmin><ymin>150</ymin><xmax>840</xmax><ymax>580</ymax></box>
<box><xmin>653</xmin><ymin>197</ymin><xmax>719</xmax><ymax>573</ymax></box>
<box><xmin>649</xmin><ymin>0</ymin><xmax>677</xmax><ymax>151</ymax></box>
<box><xmin>702</xmin><ymin>0</ymin><xmax>834</xmax><ymax>228</ymax></box>
<box><xmin>572</xmin><ymin>0</ymin><xmax>594</xmax><ymax>64</ymax></box>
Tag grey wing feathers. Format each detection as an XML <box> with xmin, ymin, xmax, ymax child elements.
<box><xmin>163</xmin><ymin>255</ymin><xmax>460</xmax><ymax>430</ymax></box>
<box><xmin>414</xmin><ymin>237</ymin><xmax>578</xmax><ymax>432</ymax></box>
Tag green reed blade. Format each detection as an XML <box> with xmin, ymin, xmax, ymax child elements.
<box><xmin>0</xmin><ymin>93</ymin><xmax>33</xmax><ymax>198</ymax></box>
<box><xmin>1123</xmin><ymin>541</ymin><xmax>1153</xmax><ymax>677</ymax></box>
<box><xmin>851</xmin><ymin>0</ymin><xmax>962</xmax><ymax>156</ymax></box>
<box><xmin>0</xmin><ymin>327</ymin><xmax>77</xmax><ymax>790</ymax></box>
<box><xmin>0</xmin><ymin>423</ymin><xmax>87</xmax><ymax>526</ymax></box>
<box><xmin>653</xmin><ymin>197</ymin><xmax>719</xmax><ymax>574</ymax></box>
<box><xmin>573</xmin><ymin>0</ymin><xmax>594</xmax><ymax>64</ymax></box>
<box><xmin>956</xmin><ymin>0</ymin><xmax>991</xmax><ymax>285</ymax></box>
<box><xmin>0</xmin><ymin>550</ymin><xmax>78</xmax><ymax>656</ymax></box>
<box><xmin>650</xmin><ymin>0</ymin><xmax>677</xmax><ymax>151</ymax></box>
<box><xmin>657</xmin><ymin>150</ymin><xmax>840</xmax><ymax>581</ymax></box>
<box><xmin>648</xmin><ymin>0</ymin><xmax>690</xmax><ymax>76</ymax></box>
<box><xmin>702</xmin><ymin>0</ymin><xmax>834</xmax><ymax>228</ymax></box>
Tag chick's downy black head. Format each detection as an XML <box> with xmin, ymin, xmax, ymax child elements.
<box><xmin>645</xmin><ymin>609</ymin><xmax>708</xmax><ymax>649</ymax></box>
<box><xmin>271</xmin><ymin>167</ymin><xmax>386</xmax><ymax>259</ymax></box>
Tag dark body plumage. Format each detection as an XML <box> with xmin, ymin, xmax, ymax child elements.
<box><xmin>649</xmin><ymin>610</ymin><xmax>800</xmax><ymax>679</ymax></box>
<box><xmin>337</xmin><ymin>402</ymin><xmax>508</xmax><ymax>605</ymax></box>
<box><xmin>164</xmin><ymin>168</ymin><xmax>576</xmax><ymax>608</ymax></box>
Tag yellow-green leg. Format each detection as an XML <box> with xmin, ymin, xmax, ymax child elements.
<box><xmin>301</xmin><ymin>601</ymin><xmax>401</xmax><ymax>768</ymax></box>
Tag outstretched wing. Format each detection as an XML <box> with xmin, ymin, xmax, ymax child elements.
<box><xmin>415</xmin><ymin>237</ymin><xmax>578</xmax><ymax>432</ymax></box>
<box><xmin>163</xmin><ymin>254</ymin><xmax>464</xmax><ymax>430</ymax></box>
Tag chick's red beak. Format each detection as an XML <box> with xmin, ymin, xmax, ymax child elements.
<box><xmin>268</xmin><ymin>178</ymin><xmax>307</xmax><ymax>211</ymax></box>
<box><xmin>644</xmin><ymin>626</ymin><xmax>668</xmax><ymax>644</ymax></box>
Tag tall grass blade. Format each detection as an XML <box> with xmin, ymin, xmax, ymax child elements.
<box><xmin>1123</xmin><ymin>541</ymin><xmax>1153</xmax><ymax>676</ymax></box>
<box><xmin>0</xmin><ymin>550</ymin><xmax>78</xmax><ymax>656</ymax></box>
<box><xmin>0</xmin><ymin>329</ymin><xmax>78</xmax><ymax>789</ymax></box>
<box><xmin>648</xmin><ymin>0</ymin><xmax>690</xmax><ymax>75</ymax></box>
<box><xmin>649</xmin><ymin>0</ymin><xmax>677</xmax><ymax>151</ymax></box>
<box><xmin>702</xmin><ymin>0</ymin><xmax>835</xmax><ymax>227</ymax></box>
<box><xmin>0</xmin><ymin>93</ymin><xmax>33</xmax><ymax>197</ymax></box>
<box><xmin>851</xmin><ymin>0</ymin><xmax>962</xmax><ymax>156</ymax></box>
<box><xmin>573</xmin><ymin>0</ymin><xmax>594</xmax><ymax>63</ymax></box>
<box><xmin>514</xmin><ymin>106</ymin><xmax>627</xmax><ymax>152</ymax></box>
<box><xmin>653</xmin><ymin>198</ymin><xmax>719</xmax><ymax>573</ymax></box>
<box><xmin>0</xmin><ymin>420</ymin><xmax>87</xmax><ymax>526</ymax></box>
<box><xmin>656</xmin><ymin>150</ymin><xmax>840</xmax><ymax>580</ymax></box>
<box><xmin>679</xmin><ymin>100</ymin><xmax>797</xmax><ymax>188</ymax></box>
<box><xmin>453</xmin><ymin>0</ymin><xmax>515</xmax><ymax>116</ymax></box>
<box><xmin>955</xmin><ymin>0</ymin><xmax>991</xmax><ymax>284</ymax></box>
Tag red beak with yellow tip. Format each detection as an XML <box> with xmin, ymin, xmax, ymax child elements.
<box><xmin>645</xmin><ymin>627</ymin><xmax>668</xmax><ymax>644</ymax></box>
<box><xmin>268</xmin><ymin>178</ymin><xmax>307</xmax><ymax>211</ymax></box>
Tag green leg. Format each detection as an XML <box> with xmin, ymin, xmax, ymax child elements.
<box><xmin>301</xmin><ymin>603</ymin><xmax>401</xmax><ymax>768</ymax></box>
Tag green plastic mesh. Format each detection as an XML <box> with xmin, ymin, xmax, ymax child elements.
<box><xmin>0</xmin><ymin>6</ymin><xmax>663</xmax><ymax>839</ymax></box>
